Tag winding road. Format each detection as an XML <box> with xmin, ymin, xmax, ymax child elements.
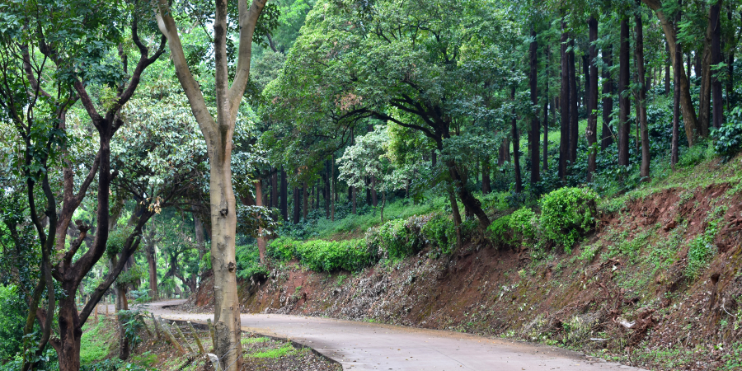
<box><xmin>144</xmin><ymin>300</ymin><xmax>643</xmax><ymax>371</ymax></box>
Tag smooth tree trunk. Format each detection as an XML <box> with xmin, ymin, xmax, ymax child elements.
<box><xmin>559</xmin><ymin>20</ymin><xmax>570</xmax><ymax>180</ymax></box>
<box><xmin>302</xmin><ymin>183</ymin><xmax>308</xmax><ymax>220</ymax></box>
<box><xmin>482</xmin><ymin>157</ymin><xmax>491</xmax><ymax>194</ymax></box>
<box><xmin>672</xmin><ymin>4</ymin><xmax>682</xmax><ymax>168</ymax></box>
<box><xmin>529</xmin><ymin>26</ymin><xmax>540</xmax><ymax>185</ymax></box>
<box><xmin>255</xmin><ymin>179</ymin><xmax>266</xmax><ymax>264</ymax></box>
<box><xmin>280</xmin><ymin>167</ymin><xmax>288</xmax><ymax>221</ymax></box>
<box><xmin>511</xmin><ymin>87</ymin><xmax>522</xmax><ymax>193</ymax></box>
<box><xmin>569</xmin><ymin>38</ymin><xmax>579</xmax><ymax>163</ymax></box>
<box><xmin>587</xmin><ymin>16</ymin><xmax>599</xmax><ymax>181</ymax></box>
<box><xmin>543</xmin><ymin>46</ymin><xmax>550</xmax><ymax>172</ymax></box>
<box><xmin>636</xmin><ymin>6</ymin><xmax>650</xmax><ymax>180</ymax></box>
<box><xmin>618</xmin><ymin>17</ymin><xmax>631</xmax><ymax>167</ymax></box>
<box><xmin>145</xmin><ymin>230</ymin><xmax>158</xmax><ymax>301</ymax></box>
<box><xmin>665</xmin><ymin>41</ymin><xmax>671</xmax><ymax>94</ymax></box>
<box><xmin>293</xmin><ymin>187</ymin><xmax>300</xmax><ymax>223</ymax></box>
<box><xmin>642</xmin><ymin>0</ymin><xmax>700</xmax><ymax>146</ymax></box>
<box><xmin>711</xmin><ymin>0</ymin><xmax>723</xmax><ymax>129</ymax></box>
<box><xmin>698</xmin><ymin>12</ymin><xmax>713</xmax><ymax>138</ymax></box>
<box><xmin>156</xmin><ymin>1</ymin><xmax>268</xmax><ymax>370</ymax></box>
<box><xmin>602</xmin><ymin>42</ymin><xmax>615</xmax><ymax>150</ymax></box>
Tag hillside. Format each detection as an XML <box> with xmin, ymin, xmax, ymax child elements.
<box><xmin>185</xmin><ymin>154</ymin><xmax>742</xmax><ymax>371</ymax></box>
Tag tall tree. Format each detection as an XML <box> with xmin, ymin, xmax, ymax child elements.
<box><xmin>602</xmin><ymin>38</ymin><xmax>615</xmax><ymax>150</ymax></box>
<box><xmin>529</xmin><ymin>25</ymin><xmax>540</xmax><ymax>185</ymax></box>
<box><xmin>559</xmin><ymin>19</ymin><xmax>570</xmax><ymax>179</ymax></box>
<box><xmin>672</xmin><ymin>2</ymin><xmax>683</xmax><ymax>167</ymax></box>
<box><xmin>155</xmin><ymin>0</ymin><xmax>268</xmax><ymax>369</ymax></box>
<box><xmin>618</xmin><ymin>16</ymin><xmax>631</xmax><ymax>167</ymax></box>
<box><xmin>587</xmin><ymin>15</ymin><xmax>599</xmax><ymax>181</ymax></box>
<box><xmin>710</xmin><ymin>0</ymin><xmax>723</xmax><ymax>129</ymax></box>
<box><xmin>635</xmin><ymin>3</ymin><xmax>650</xmax><ymax>179</ymax></box>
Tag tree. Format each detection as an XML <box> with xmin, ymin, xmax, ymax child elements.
<box><xmin>155</xmin><ymin>0</ymin><xmax>268</xmax><ymax>369</ymax></box>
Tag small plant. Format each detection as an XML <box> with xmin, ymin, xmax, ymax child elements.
<box><xmin>486</xmin><ymin>215</ymin><xmax>511</xmax><ymax>246</ymax></box>
<box><xmin>713</xmin><ymin>107</ymin><xmax>742</xmax><ymax>161</ymax></box>
<box><xmin>421</xmin><ymin>213</ymin><xmax>457</xmax><ymax>254</ymax></box>
<box><xmin>508</xmin><ymin>207</ymin><xmax>537</xmax><ymax>243</ymax></box>
<box><xmin>686</xmin><ymin>218</ymin><xmax>721</xmax><ymax>280</ymax></box>
<box><xmin>539</xmin><ymin>187</ymin><xmax>599</xmax><ymax>253</ymax></box>
<box><xmin>117</xmin><ymin>309</ymin><xmax>146</xmax><ymax>350</ymax></box>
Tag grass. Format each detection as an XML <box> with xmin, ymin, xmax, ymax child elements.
<box><xmin>247</xmin><ymin>344</ymin><xmax>295</xmax><ymax>358</ymax></box>
<box><xmin>241</xmin><ymin>336</ymin><xmax>270</xmax><ymax>345</ymax></box>
<box><xmin>80</xmin><ymin>320</ymin><xmax>110</xmax><ymax>365</ymax></box>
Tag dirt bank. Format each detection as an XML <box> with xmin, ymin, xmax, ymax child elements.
<box><xmin>187</xmin><ymin>182</ymin><xmax>742</xmax><ymax>370</ymax></box>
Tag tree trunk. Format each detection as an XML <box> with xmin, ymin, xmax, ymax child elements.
<box><xmin>330</xmin><ymin>155</ymin><xmax>335</xmax><ymax>221</ymax></box>
<box><xmin>587</xmin><ymin>15</ymin><xmax>599</xmax><ymax>181</ymax></box>
<box><xmin>672</xmin><ymin>4</ymin><xmax>682</xmax><ymax>168</ymax></box>
<box><xmin>711</xmin><ymin>0</ymin><xmax>723</xmax><ymax>129</ymax></box>
<box><xmin>146</xmin><ymin>233</ymin><xmax>158</xmax><ymax>301</ymax></box>
<box><xmin>636</xmin><ymin>5</ymin><xmax>650</xmax><ymax>180</ymax></box>
<box><xmin>324</xmin><ymin>160</ymin><xmax>330</xmax><ymax>217</ymax></box>
<box><xmin>116</xmin><ymin>281</ymin><xmax>130</xmax><ymax>360</ymax></box>
<box><xmin>270</xmin><ymin>167</ymin><xmax>278</xmax><ymax>209</ymax></box>
<box><xmin>543</xmin><ymin>46</ymin><xmax>550</xmax><ymax>172</ymax></box>
<box><xmin>351</xmin><ymin>186</ymin><xmax>357</xmax><ymax>214</ymax></box>
<box><xmin>255</xmin><ymin>179</ymin><xmax>266</xmax><ymax>264</ymax></box>
<box><xmin>482</xmin><ymin>157</ymin><xmax>491</xmax><ymax>194</ymax></box>
<box><xmin>371</xmin><ymin>176</ymin><xmax>378</xmax><ymax>207</ymax></box>
<box><xmin>618</xmin><ymin>17</ymin><xmax>631</xmax><ymax>167</ymax></box>
<box><xmin>301</xmin><ymin>182</ymin><xmax>309</xmax><ymax>221</ymax></box>
<box><xmin>431</xmin><ymin>150</ymin><xmax>437</xmax><ymax>167</ymax></box>
<box><xmin>512</xmin><ymin>87</ymin><xmax>522</xmax><ymax>193</ymax></box>
<box><xmin>559</xmin><ymin>20</ymin><xmax>569</xmax><ymax>180</ymax></box>
<box><xmin>698</xmin><ymin>13</ymin><xmax>713</xmax><ymax>138</ymax></box>
<box><xmin>602</xmin><ymin>42</ymin><xmax>615</xmax><ymax>150</ymax></box>
<box><xmin>447</xmin><ymin>186</ymin><xmax>462</xmax><ymax>248</ymax></box>
<box><xmin>529</xmin><ymin>26</ymin><xmax>540</xmax><ymax>185</ymax></box>
<box><xmin>569</xmin><ymin>38</ymin><xmax>578</xmax><ymax>163</ymax></box>
<box><xmin>642</xmin><ymin>0</ymin><xmax>699</xmax><ymax>146</ymax></box>
<box><xmin>294</xmin><ymin>186</ymin><xmax>302</xmax><ymax>222</ymax></box>
<box><xmin>665</xmin><ymin>41</ymin><xmax>671</xmax><ymax>94</ymax></box>
<box><xmin>54</xmin><ymin>296</ymin><xmax>83</xmax><ymax>371</ymax></box>
<box><xmin>280</xmin><ymin>167</ymin><xmax>288</xmax><ymax>221</ymax></box>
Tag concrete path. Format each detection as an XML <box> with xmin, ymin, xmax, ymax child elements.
<box><xmin>143</xmin><ymin>300</ymin><xmax>643</xmax><ymax>371</ymax></box>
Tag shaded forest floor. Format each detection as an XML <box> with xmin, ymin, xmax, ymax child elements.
<box><xmin>185</xmin><ymin>154</ymin><xmax>742</xmax><ymax>371</ymax></box>
<box><xmin>78</xmin><ymin>315</ymin><xmax>340</xmax><ymax>371</ymax></box>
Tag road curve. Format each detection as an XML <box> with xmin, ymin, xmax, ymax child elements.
<box><xmin>145</xmin><ymin>300</ymin><xmax>643</xmax><ymax>371</ymax></box>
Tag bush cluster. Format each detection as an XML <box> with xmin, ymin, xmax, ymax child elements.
<box><xmin>268</xmin><ymin>237</ymin><xmax>375</xmax><ymax>272</ymax></box>
<box><xmin>366</xmin><ymin>217</ymin><xmax>426</xmax><ymax>259</ymax></box>
<box><xmin>487</xmin><ymin>187</ymin><xmax>599</xmax><ymax>254</ymax></box>
<box><xmin>713</xmin><ymin>107</ymin><xmax>742</xmax><ymax>160</ymax></box>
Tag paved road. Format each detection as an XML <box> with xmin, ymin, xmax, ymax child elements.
<box><xmin>143</xmin><ymin>300</ymin><xmax>643</xmax><ymax>371</ymax></box>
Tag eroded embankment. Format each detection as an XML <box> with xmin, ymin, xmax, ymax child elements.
<box><xmin>187</xmin><ymin>182</ymin><xmax>742</xmax><ymax>370</ymax></box>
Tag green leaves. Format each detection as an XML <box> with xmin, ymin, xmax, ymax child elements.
<box><xmin>539</xmin><ymin>187</ymin><xmax>599</xmax><ymax>252</ymax></box>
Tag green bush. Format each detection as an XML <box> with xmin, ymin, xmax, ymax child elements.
<box><xmin>376</xmin><ymin>218</ymin><xmax>425</xmax><ymax>259</ymax></box>
<box><xmin>486</xmin><ymin>215</ymin><xmax>511</xmax><ymax>245</ymax></box>
<box><xmin>236</xmin><ymin>244</ymin><xmax>269</xmax><ymax>280</ymax></box>
<box><xmin>539</xmin><ymin>187</ymin><xmax>599</xmax><ymax>253</ymax></box>
<box><xmin>267</xmin><ymin>237</ymin><xmax>300</xmax><ymax>261</ymax></box>
<box><xmin>713</xmin><ymin>107</ymin><xmax>742</xmax><ymax>160</ymax></box>
<box><xmin>0</xmin><ymin>285</ymin><xmax>26</xmax><ymax>361</ymax></box>
<box><xmin>508</xmin><ymin>207</ymin><xmax>537</xmax><ymax>242</ymax></box>
<box><xmin>686</xmin><ymin>218</ymin><xmax>721</xmax><ymax>280</ymax></box>
<box><xmin>295</xmin><ymin>239</ymin><xmax>374</xmax><ymax>272</ymax></box>
<box><xmin>421</xmin><ymin>213</ymin><xmax>457</xmax><ymax>254</ymax></box>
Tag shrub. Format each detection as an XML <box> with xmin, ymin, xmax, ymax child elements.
<box><xmin>421</xmin><ymin>213</ymin><xmax>457</xmax><ymax>254</ymax></box>
<box><xmin>486</xmin><ymin>215</ymin><xmax>511</xmax><ymax>245</ymax></box>
<box><xmin>686</xmin><ymin>218</ymin><xmax>721</xmax><ymax>280</ymax></box>
<box><xmin>539</xmin><ymin>187</ymin><xmax>599</xmax><ymax>253</ymax></box>
<box><xmin>713</xmin><ymin>106</ymin><xmax>742</xmax><ymax>160</ymax></box>
<box><xmin>375</xmin><ymin>218</ymin><xmax>425</xmax><ymax>259</ymax></box>
<box><xmin>236</xmin><ymin>244</ymin><xmax>270</xmax><ymax>280</ymax></box>
<box><xmin>295</xmin><ymin>239</ymin><xmax>373</xmax><ymax>272</ymax></box>
<box><xmin>508</xmin><ymin>207</ymin><xmax>537</xmax><ymax>242</ymax></box>
<box><xmin>267</xmin><ymin>237</ymin><xmax>299</xmax><ymax>261</ymax></box>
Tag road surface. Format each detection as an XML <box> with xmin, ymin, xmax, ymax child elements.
<box><xmin>142</xmin><ymin>300</ymin><xmax>643</xmax><ymax>371</ymax></box>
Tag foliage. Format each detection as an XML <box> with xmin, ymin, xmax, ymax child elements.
<box><xmin>117</xmin><ymin>310</ymin><xmax>147</xmax><ymax>350</ymax></box>
<box><xmin>420</xmin><ymin>213</ymin><xmax>457</xmax><ymax>255</ymax></box>
<box><xmin>713</xmin><ymin>107</ymin><xmax>742</xmax><ymax>161</ymax></box>
<box><xmin>508</xmin><ymin>207</ymin><xmax>538</xmax><ymax>243</ymax></box>
<box><xmin>0</xmin><ymin>285</ymin><xmax>26</xmax><ymax>361</ymax></box>
<box><xmin>686</xmin><ymin>218</ymin><xmax>721</xmax><ymax>280</ymax></box>
<box><xmin>539</xmin><ymin>187</ymin><xmax>599</xmax><ymax>253</ymax></box>
<box><xmin>268</xmin><ymin>238</ymin><xmax>375</xmax><ymax>272</ymax></box>
<box><xmin>366</xmin><ymin>217</ymin><xmax>425</xmax><ymax>260</ymax></box>
<box><xmin>486</xmin><ymin>215</ymin><xmax>512</xmax><ymax>246</ymax></box>
<box><xmin>236</xmin><ymin>244</ymin><xmax>270</xmax><ymax>280</ymax></box>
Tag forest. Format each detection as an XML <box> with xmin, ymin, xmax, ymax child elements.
<box><xmin>2</xmin><ymin>0</ymin><xmax>742</xmax><ymax>370</ymax></box>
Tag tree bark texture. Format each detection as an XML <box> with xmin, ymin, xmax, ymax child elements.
<box><xmin>280</xmin><ymin>167</ymin><xmax>288</xmax><ymax>221</ymax></box>
<box><xmin>529</xmin><ymin>26</ymin><xmax>540</xmax><ymax>185</ymax></box>
<box><xmin>636</xmin><ymin>6</ymin><xmax>650</xmax><ymax>179</ymax></box>
<box><xmin>672</xmin><ymin>4</ymin><xmax>682</xmax><ymax>167</ymax></box>
<box><xmin>602</xmin><ymin>42</ymin><xmax>615</xmax><ymax>150</ymax></box>
<box><xmin>711</xmin><ymin>0</ymin><xmax>723</xmax><ymax>129</ymax></box>
<box><xmin>156</xmin><ymin>1</ymin><xmax>268</xmax><ymax>370</ymax></box>
<box><xmin>568</xmin><ymin>38</ymin><xmax>579</xmax><ymax>163</ymax></box>
<box><xmin>587</xmin><ymin>16</ymin><xmax>599</xmax><ymax>181</ymax></box>
<box><xmin>512</xmin><ymin>87</ymin><xmax>522</xmax><ymax>193</ymax></box>
<box><xmin>559</xmin><ymin>21</ymin><xmax>569</xmax><ymax>180</ymax></box>
<box><xmin>642</xmin><ymin>0</ymin><xmax>699</xmax><ymax>146</ymax></box>
<box><xmin>618</xmin><ymin>17</ymin><xmax>631</xmax><ymax>167</ymax></box>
